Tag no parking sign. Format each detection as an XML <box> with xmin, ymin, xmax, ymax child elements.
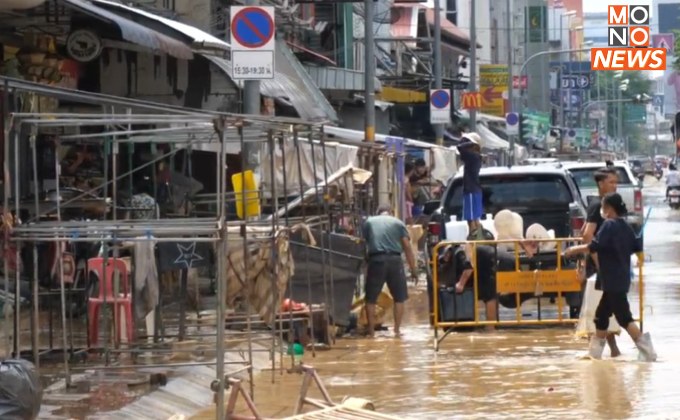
<box><xmin>430</xmin><ymin>89</ymin><xmax>451</xmax><ymax>124</ymax></box>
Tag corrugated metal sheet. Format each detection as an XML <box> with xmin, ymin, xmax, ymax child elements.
<box><xmin>203</xmin><ymin>41</ymin><xmax>338</xmax><ymax>123</ymax></box>
<box><xmin>304</xmin><ymin>65</ymin><xmax>382</xmax><ymax>92</ymax></box>
<box><xmin>58</xmin><ymin>0</ymin><xmax>194</xmax><ymax>59</ymax></box>
<box><xmin>276</xmin><ymin>40</ymin><xmax>338</xmax><ymax>122</ymax></box>
<box><xmin>92</xmin><ymin>0</ymin><xmax>231</xmax><ymax>53</ymax></box>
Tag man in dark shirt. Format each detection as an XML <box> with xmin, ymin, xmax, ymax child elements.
<box><xmin>456</xmin><ymin>133</ymin><xmax>484</xmax><ymax>240</ymax></box>
<box><xmin>580</xmin><ymin>167</ymin><xmax>620</xmax><ymax>356</ymax></box>
<box><xmin>583</xmin><ymin>167</ymin><xmax>618</xmax><ymax>249</ymax></box>
<box><xmin>440</xmin><ymin>244</ymin><xmax>497</xmax><ymax>328</ymax></box>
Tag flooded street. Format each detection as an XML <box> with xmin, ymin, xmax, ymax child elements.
<box><xmin>221</xmin><ymin>180</ymin><xmax>680</xmax><ymax>420</ymax></box>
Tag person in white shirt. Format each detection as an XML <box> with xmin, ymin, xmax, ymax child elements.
<box><xmin>666</xmin><ymin>163</ymin><xmax>680</xmax><ymax>199</ymax></box>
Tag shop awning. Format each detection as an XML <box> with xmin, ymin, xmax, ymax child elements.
<box><xmin>377</xmin><ymin>86</ymin><xmax>427</xmax><ymax>103</ymax></box>
<box><xmin>202</xmin><ymin>40</ymin><xmax>338</xmax><ymax>123</ymax></box>
<box><xmin>58</xmin><ymin>0</ymin><xmax>193</xmax><ymax>59</ymax></box>
<box><xmin>91</xmin><ymin>0</ymin><xmax>230</xmax><ymax>53</ymax></box>
<box><xmin>458</xmin><ymin>109</ymin><xmax>507</xmax><ymax>123</ymax></box>
<box><xmin>476</xmin><ymin>124</ymin><xmax>528</xmax><ymax>160</ymax></box>
<box><xmin>323</xmin><ymin>126</ymin><xmax>458</xmax><ymax>184</ymax></box>
<box><xmin>303</xmin><ymin>65</ymin><xmax>382</xmax><ymax>92</ymax></box>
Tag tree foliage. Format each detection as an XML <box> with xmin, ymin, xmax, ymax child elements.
<box><xmin>591</xmin><ymin>71</ymin><xmax>653</xmax><ymax>102</ymax></box>
<box><xmin>590</xmin><ymin>71</ymin><xmax>653</xmax><ymax>146</ymax></box>
<box><xmin>673</xmin><ymin>30</ymin><xmax>680</xmax><ymax>71</ymax></box>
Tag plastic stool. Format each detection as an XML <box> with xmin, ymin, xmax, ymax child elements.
<box><xmin>87</xmin><ymin>257</ymin><xmax>134</xmax><ymax>347</ymax></box>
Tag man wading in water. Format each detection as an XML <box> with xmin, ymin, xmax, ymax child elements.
<box><xmin>363</xmin><ymin>205</ymin><xmax>418</xmax><ymax>337</ymax></box>
<box><xmin>565</xmin><ymin>193</ymin><xmax>657</xmax><ymax>361</ymax></box>
<box><xmin>580</xmin><ymin>167</ymin><xmax>621</xmax><ymax>357</ymax></box>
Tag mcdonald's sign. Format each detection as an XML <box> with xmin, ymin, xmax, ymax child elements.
<box><xmin>460</xmin><ymin>92</ymin><xmax>482</xmax><ymax>110</ymax></box>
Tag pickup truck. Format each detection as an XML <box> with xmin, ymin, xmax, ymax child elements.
<box><xmin>438</xmin><ymin>165</ymin><xmax>587</xmax><ymax>239</ymax></box>
<box><xmin>561</xmin><ymin>161</ymin><xmax>643</xmax><ymax>226</ymax></box>
<box><xmin>427</xmin><ymin>165</ymin><xmax>588</xmax><ymax>319</ymax></box>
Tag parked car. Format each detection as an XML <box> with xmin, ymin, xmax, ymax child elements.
<box><xmin>561</xmin><ymin>161</ymin><xmax>643</xmax><ymax>226</ymax></box>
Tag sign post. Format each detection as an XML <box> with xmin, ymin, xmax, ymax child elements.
<box><xmin>430</xmin><ymin>89</ymin><xmax>451</xmax><ymax>124</ymax></box>
<box><xmin>506</xmin><ymin>112</ymin><xmax>519</xmax><ymax>135</ymax></box>
<box><xmin>230</xmin><ymin>6</ymin><xmax>276</xmax><ymax>80</ymax></box>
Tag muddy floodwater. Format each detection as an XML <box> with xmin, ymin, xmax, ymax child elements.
<box><xmin>214</xmin><ymin>183</ymin><xmax>680</xmax><ymax>420</ymax></box>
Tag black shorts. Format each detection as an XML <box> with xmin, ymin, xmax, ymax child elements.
<box><xmin>365</xmin><ymin>255</ymin><xmax>408</xmax><ymax>304</ymax></box>
<box><xmin>475</xmin><ymin>273</ymin><xmax>497</xmax><ymax>303</ymax></box>
<box><xmin>594</xmin><ymin>292</ymin><xmax>634</xmax><ymax>331</ymax></box>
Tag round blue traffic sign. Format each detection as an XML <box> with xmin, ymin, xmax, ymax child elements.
<box><xmin>506</xmin><ymin>112</ymin><xmax>519</xmax><ymax>125</ymax></box>
<box><xmin>232</xmin><ymin>7</ymin><xmax>275</xmax><ymax>49</ymax></box>
<box><xmin>568</xmin><ymin>129</ymin><xmax>576</xmax><ymax>138</ymax></box>
<box><xmin>431</xmin><ymin>90</ymin><xmax>450</xmax><ymax>109</ymax></box>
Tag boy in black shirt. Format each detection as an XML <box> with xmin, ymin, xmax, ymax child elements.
<box><xmin>565</xmin><ymin>193</ymin><xmax>656</xmax><ymax>361</ymax></box>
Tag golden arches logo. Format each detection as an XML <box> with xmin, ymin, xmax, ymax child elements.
<box><xmin>460</xmin><ymin>92</ymin><xmax>482</xmax><ymax>110</ymax></box>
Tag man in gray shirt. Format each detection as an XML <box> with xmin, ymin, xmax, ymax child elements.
<box><xmin>362</xmin><ymin>205</ymin><xmax>417</xmax><ymax>337</ymax></box>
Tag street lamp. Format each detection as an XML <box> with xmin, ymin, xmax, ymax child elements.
<box><xmin>509</xmin><ymin>46</ymin><xmax>593</xmax><ymax>162</ymax></box>
<box><xmin>557</xmin><ymin>11</ymin><xmax>577</xmax><ymax>126</ymax></box>
<box><xmin>514</xmin><ymin>46</ymin><xmax>594</xmax><ymax>115</ymax></box>
<box><xmin>514</xmin><ymin>46</ymin><xmax>594</xmax><ymax>112</ymax></box>
<box><xmin>618</xmin><ymin>80</ymin><xmax>629</xmax><ymax>152</ymax></box>
<box><xmin>579</xmin><ymin>94</ymin><xmax>650</xmax><ymax>127</ymax></box>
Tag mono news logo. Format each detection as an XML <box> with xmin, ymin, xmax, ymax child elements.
<box><xmin>590</xmin><ymin>4</ymin><xmax>667</xmax><ymax>71</ymax></box>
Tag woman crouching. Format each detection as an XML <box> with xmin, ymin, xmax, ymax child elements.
<box><xmin>564</xmin><ymin>193</ymin><xmax>656</xmax><ymax>361</ymax></box>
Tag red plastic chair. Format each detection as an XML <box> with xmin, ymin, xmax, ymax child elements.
<box><xmin>87</xmin><ymin>257</ymin><xmax>134</xmax><ymax>347</ymax></box>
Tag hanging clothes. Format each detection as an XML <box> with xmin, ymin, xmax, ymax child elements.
<box><xmin>134</xmin><ymin>236</ymin><xmax>159</xmax><ymax>320</ymax></box>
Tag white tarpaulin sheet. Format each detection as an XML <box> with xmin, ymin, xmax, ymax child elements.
<box><xmin>430</xmin><ymin>147</ymin><xmax>457</xmax><ymax>184</ymax></box>
<box><xmin>476</xmin><ymin>124</ymin><xmax>529</xmax><ymax>161</ymax></box>
<box><xmin>261</xmin><ymin>140</ymin><xmax>359</xmax><ymax>195</ymax></box>
<box><xmin>323</xmin><ymin>125</ymin><xmax>458</xmax><ymax>184</ymax></box>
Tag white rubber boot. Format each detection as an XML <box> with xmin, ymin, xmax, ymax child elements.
<box><xmin>588</xmin><ymin>336</ymin><xmax>606</xmax><ymax>360</ymax></box>
<box><xmin>635</xmin><ymin>332</ymin><xmax>657</xmax><ymax>362</ymax></box>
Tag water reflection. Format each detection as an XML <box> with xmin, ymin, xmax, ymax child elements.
<box><xmin>209</xmin><ymin>188</ymin><xmax>680</xmax><ymax>420</ymax></box>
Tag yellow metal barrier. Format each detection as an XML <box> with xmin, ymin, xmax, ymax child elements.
<box><xmin>430</xmin><ymin>238</ymin><xmax>645</xmax><ymax>351</ymax></box>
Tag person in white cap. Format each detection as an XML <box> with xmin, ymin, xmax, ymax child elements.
<box><xmin>456</xmin><ymin>133</ymin><xmax>484</xmax><ymax>240</ymax></box>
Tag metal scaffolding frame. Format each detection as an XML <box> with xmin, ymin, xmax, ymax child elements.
<box><xmin>0</xmin><ymin>76</ymin><xmax>351</xmax><ymax>419</ymax></box>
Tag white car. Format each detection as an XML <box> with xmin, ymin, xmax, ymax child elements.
<box><xmin>561</xmin><ymin>161</ymin><xmax>643</xmax><ymax>225</ymax></box>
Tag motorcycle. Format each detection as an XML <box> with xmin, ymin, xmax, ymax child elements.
<box><xmin>654</xmin><ymin>165</ymin><xmax>663</xmax><ymax>180</ymax></box>
<box><xmin>669</xmin><ymin>186</ymin><xmax>680</xmax><ymax>210</ymax></box>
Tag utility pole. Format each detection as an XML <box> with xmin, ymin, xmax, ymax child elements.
<box><xmin>618</xmin><ymin>84</ymin><xmax>624</xmax><ymax>155</ymax></box>
<box><xmin>654</xmin><ymin>109</ymin><xmax>659</xmax><ymax>156</ymax></box>
<box><xmin>468</xmin><ymin>0</ymin><xmax>477</xmax><ymax>131</ymax></box>
<box><xmin>242</xmin><ymin>0</ymin><xmax>261</xmax><ymax>170</ymax></box>
<box><xmin>433</xmin><ymin>0</ymin><xmax>443</xmax><ymax>145</ymax></box>
<box><xmin>364</xmin><ymin>0</ymin><xmax>375</xmax><ymax>142</ymax></box>
<box><xmin>506</xmin><ymin>0</ymin><xmax>514</xmax><ymax>163</ymax></box>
